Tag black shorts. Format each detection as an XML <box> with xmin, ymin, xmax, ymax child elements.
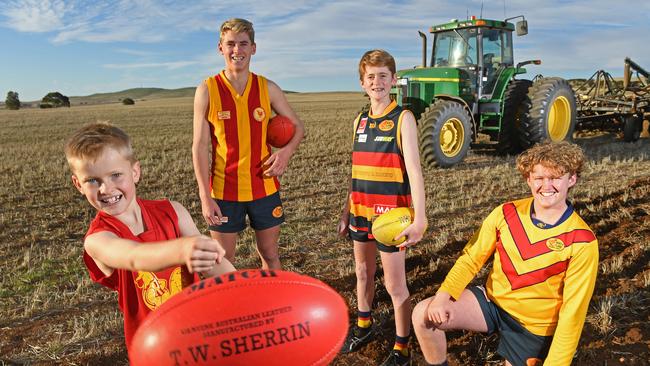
<box><xmin>468</xmin><ymin>286</ymin><xmax>553</xmax><ymax>366</ymax></box>
<box><xmin>208</xmin><ymin>192</ymin><xmax>285</xmax><ymax>233</ymax></box>
<box><xmin>348</xmin><ymin>215</ymin><xmax>402</xmax><ymax>253</ymax></box>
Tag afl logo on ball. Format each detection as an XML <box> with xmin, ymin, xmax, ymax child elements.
<box><xmin>378</xmin><ymin>120</ymin><xmax>394</xmax><ymax>131</ymax></box>
<box><xmin>254</xmin><ymin>107</ymin><xmax>266</xmax><ymax>122</ymax></box>
<box><xmin>546</xmin><ymin>238</ymin><xmax>565</xmax><ymax>251</ymax></box>
<box><xmin>272</xmin><ymin>206</ymin><xmax>284</xmax><ymax>218</ymax></box>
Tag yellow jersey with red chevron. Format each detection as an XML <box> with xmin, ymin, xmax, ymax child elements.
<box><xmin>348</xmin><ymin>100</ymin><xmax>413</xmax><ymax>238</ymax></box>
<box><xmin>205</xmin><ymin>71</ymin><xmax>279</xmax><ymax>201</ymax></box>
<box><xmin>439</xmin><ymin>197</ymin><xmax>598</xmax><ymax>365</ymax></box>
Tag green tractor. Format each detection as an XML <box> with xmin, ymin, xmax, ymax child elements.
<box><xmin>394</xmin><ymin>16</ymin><xmax>576</xmax><ymax>167</ymax></box>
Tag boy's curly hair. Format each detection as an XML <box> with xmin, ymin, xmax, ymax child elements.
<box><xmin>516</xmin><ymin>141</ymin><xmax>584</xmax><ymax>178</ymax></box>
<box><xmin>65</xmin><ymin>122</ymin><xmax>136</xmax><ymax>170</ymax></box>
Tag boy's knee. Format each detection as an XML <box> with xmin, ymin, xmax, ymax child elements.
<box><xmin>385</xmin><ymin>281</ymin><xmax>409</xmax><ymax>300</ymax></box>
<box><xmin>412</xmin><ymin>299</ymin><xmax>429</xmax><ymax>325</ymax></box>
<box><xmin>354</xmin><ymin>263</ymin><xmax>374</xmax><ymax>282</ymax></box>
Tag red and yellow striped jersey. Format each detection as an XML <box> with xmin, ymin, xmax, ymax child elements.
<box><xmin>348</xmin><ymin>101</ymin><xmax>413</xmax><ymax>237</ymax></box>
<box><xmin>439</xmin><ymin>197</ymin><xmax>598</xmax><ymax>365</ymax></box>
<box><xmin>205</xmin><ymin>71</ymin><xmax>279</xmax><ymax>201</ymax></box>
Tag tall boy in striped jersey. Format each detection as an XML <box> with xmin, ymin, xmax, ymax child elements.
<box><xmin>338</xmin><ymin>50</ymin><xmax>427</xmax><ymax>366</ymax></box>
<box><xmin>412</xmin><ymin>141</ymin><xmax>598</xmax><ymax>366</ymax></box>
<box><xmin>193</xmin><ymin>18</ymin><xmax>304</xmax><ymax>270</ymax></box>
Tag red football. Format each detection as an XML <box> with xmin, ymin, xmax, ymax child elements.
<box><xmin>267</xmin><ymin>115</ymin><xmax>295</xmax><ymax>148</ymax></box>
<box><xmin>130</xmin><ymin>269</ymin><xmax>348</xmax><ymax>366</ymax></box>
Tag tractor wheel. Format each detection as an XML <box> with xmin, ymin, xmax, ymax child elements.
<box><xmin>497</xmin><ymin>79</ymin><xmax>532</xmax><ymax>154</ymax></box>
<box><xmin>418</xmin><ymin>100</ymin><xmax>473</xmax><ymax>168</ymax></box>
<box><xmin>623</xmin><ymin>114</ymin><xmax>643</xmax><ymax>142</ymax></box>
<box><xmin>519</xmin><ymin>77</ymin><xmax>576</xmax><ymax>148</ymax></box>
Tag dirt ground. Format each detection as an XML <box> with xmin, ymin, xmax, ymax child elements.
<box><xmin>0</xmin><ymin>96</ymin><xmax>649</xmax><ymax>365</ymax></box>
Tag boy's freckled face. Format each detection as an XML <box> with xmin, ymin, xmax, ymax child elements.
<box><xmin>70</xmin><ymin>147</ymin><xmax>140</xmax><ymax>217</ymax></box>
<box><xmin>219</xmin><ymin>31</ymin><xmax>256</xmax><ymax>72</ymax></box>
<box><xmin>360</xmin><ymin>65</ymin><xmax>396</xmax><ymax>102</ymax></box>
<box><xmin>526</xmin><ymin>164</ymin><xmax>576</xmax><ymax>211</ymax></box>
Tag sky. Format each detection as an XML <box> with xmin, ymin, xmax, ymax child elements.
<box><xmin>1</xmin><ymin>0</ymin><xmax>649</xmax><ymax>102</ymax></box>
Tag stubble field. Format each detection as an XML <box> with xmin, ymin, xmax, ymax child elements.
<box><xmin>0</xmin><ymin>93</ymin><xmax>649</xmax><ymax>365</ymax></box>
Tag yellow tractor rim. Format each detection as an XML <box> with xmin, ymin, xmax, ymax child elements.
<box><xmin>439</xmin><ymin>117</ymin><xmax>464</xmax><ymax>157</ymax></box>
<box><xmin>547</xmin><ymin>96</ymin><xmax>571</xmax><ymax>141</ymax></box>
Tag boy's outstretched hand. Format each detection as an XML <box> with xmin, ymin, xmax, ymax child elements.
<box><xmin>182</xmin><ymin>235</ymin><xmax>226</xmax><ymax>273</ymax></box>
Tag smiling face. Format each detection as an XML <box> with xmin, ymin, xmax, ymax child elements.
<box><xmin>219</xmin><ymin>30</ymin><xmax>256</xmax><ymax>73</ymax></box>
<box><xmin>360</xmin><ymin>65</ymin><xmax>396</xmax><ymax>104</ymax></box>
<box><xmin>526</xmin><ymin>163</ymin><xmax>577</xmax><ymax>211</ymax></box>
<box><xmin>70</xmin><ymin>146</ymin><xmax>140</xmax><ymax>217</ymax></box>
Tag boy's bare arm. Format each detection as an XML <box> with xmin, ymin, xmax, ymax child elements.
<box><xmin>396</xmin><ymin>111</ymin><xmax>427</xmax><ymax>247</ymax></box>
<box><xmin>192</xmin><ymin>82</ymin><xmax>223</xmax><ymax>225</ymax></box>
<box><xmin>84</xmin><ymin>231</ymin><xmax>223</xmax><ymax>275</ymax></box>
<box><xmin>264</xmin><ymin>80</ymin><xmax>305</xmax><ymax>177</ymax></box>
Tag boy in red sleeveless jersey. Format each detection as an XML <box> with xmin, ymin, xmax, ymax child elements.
<box><xmin>193</xmin><ymin>18</ymin><xmax>304</xmax><ymax>270</ymax></box>
<box><xmin>338</xmin><ymin>49</ymin><xmax>427</xmax><ymax>366</ymax></box>
<box><xmin>65</xmin><ymin>122</ymin><xmax>235</xmax><ymax>356</ymax></box>
<box><xmin>412</xmin><ymin>141</ymin><xmax>598</xmax><ymax>366</ymax></box>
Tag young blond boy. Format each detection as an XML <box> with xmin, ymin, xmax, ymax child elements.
<box><xmin>65</xmin><ymin>122</ymin><xmax>235</xmax><ymax>355</ymax></box>
<box><xmin>412</xmin><ymin>141</ymin><xmax>598</xmax><ymax>366</ymax></box>
<box><xmin>192</xmin><ymin>18</ymin><xmax>305</xmax><ymax>270</ymax></box>
<box><xmin>338</xmin><ymin>49</ymin><xmax>427</xmax><ymax>366</ymax></box>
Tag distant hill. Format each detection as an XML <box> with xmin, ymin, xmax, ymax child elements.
<box><xmin>69</xmin><ymin>87</ymin><xmax>196</xmax><ymax>105</ymax></box>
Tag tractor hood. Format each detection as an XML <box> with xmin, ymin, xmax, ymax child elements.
<box><xmin>396</xmin><ymin>66</ymin><xmax>462</xmax><ymax>82</ymax></box>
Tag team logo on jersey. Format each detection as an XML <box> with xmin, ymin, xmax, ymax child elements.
<box><xmin>357</xmin><ymin>134</ymin><xmax>367</xmax><ymax>143</ymax></box>
<box><xmin>253</xmin><ymin>107</ymin><xmax>266</xmax><ymax>121</ymax></box>
<box><xmin>378</xmin><ymin>120</ymin><xmax>395</xmax><ymax>131</ymax></box>
<box><xmin>272</xmin><ymin>206</ymin><xmax>283</xmax><ymax>218</ymax></box>
<box><xmin>373</xmin><ymin>204</ymin><xmax>396</xmax><ymax>215</ymax></box>
<box><xmin>374</xmin><ymin>136</ymin><xmax>395</xmax><ymax>142</ymax></box>
<box><xmin>369</xmin><ymin>122</ymin><xmax>376</xmax><ymax>129</ymax></box>
<box><xmin>218</xmin><ymin>110</ymin><xmax>231</xmax><ymax>120</ymax></box>
<box><xmin>357</xmin><ymin>118</ymin><xmax>368</xmax><ymax>133</ymax></box>
<box><xmin>546</xmin><ymin>237</ymin><xmax>565</xmax><ymax>251</ymax></box>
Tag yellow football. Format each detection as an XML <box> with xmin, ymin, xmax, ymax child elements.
<box><xmin>371</xmin><ymin>207</ymin><xmax>414</xmax><ymax>246</ymax></box>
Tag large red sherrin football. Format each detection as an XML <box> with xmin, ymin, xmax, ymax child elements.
<box><xmin>267</xmin><ymin>115</ymin><xmax>295</xmax><ymax>148</ymax></box>
<box><xmin>130</xmin><ymin>269</ymin><xmax>348</xmax><ymax>366</ymax></box>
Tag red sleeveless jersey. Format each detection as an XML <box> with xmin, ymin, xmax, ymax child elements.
<box><xmin>205</xmin><ymin>71</ymin><xmax>280</xmax><ymax>202</ymax></box>
<box><xmin>83</xmin><ymin>199</ymin><xmax>196</xmax><ymax>354</ymax></box>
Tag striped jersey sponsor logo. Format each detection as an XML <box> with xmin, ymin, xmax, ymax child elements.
<box><xmin>378</xmin><ymin>119</ymin><xmax>394</xmax><ymax>131</ymax></box>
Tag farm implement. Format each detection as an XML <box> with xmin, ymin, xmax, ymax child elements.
<box><xmin>572</xmin><ymin>57</ymin><xmax>649</xmax><ymax>142</ymax></box>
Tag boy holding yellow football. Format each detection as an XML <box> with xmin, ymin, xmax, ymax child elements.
<box><xmin>65</xmin><ymin>122</ymin><xmax>235</xmax><ymax>355</ymax></box>
<box><xmin>412</xmin><ymin>141</ymin><xmax>598</xmax><ymax>366</ymax></box>
<box><xmin>338</xmin><ymin>49</ymin><xmax>427</xmax><ymax>366</ymax></box>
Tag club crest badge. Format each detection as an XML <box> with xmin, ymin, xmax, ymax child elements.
<box><xmin>546</xmin><ymin>237</ymin><xmax>565</xmax><ymax>251</ymax></box>
<box><xmin>253</xmin><ymin>107</ymin><xmax>266</xmax><ymax>122</ymax></box>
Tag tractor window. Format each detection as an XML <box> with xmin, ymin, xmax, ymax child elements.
<box><xmin>432</xmin><ymin>29</ymin><xmax>478</xmax><ymax>68</ymax></box>
<box><xmin>482</xmin><ymin>29</ymin><xmax>514</xmax><ymax>96</ymax></box>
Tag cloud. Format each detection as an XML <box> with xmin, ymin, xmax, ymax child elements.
<box><xmin>1</xmin><ymin>0</ymin><xmax>66</xmax><ymax>32</ymax></box>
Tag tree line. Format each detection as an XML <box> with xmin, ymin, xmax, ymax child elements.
<box><xmin>4</xmin><ymin>91</ymin><xmax>136</xmax><ymax>110</ymax></box>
